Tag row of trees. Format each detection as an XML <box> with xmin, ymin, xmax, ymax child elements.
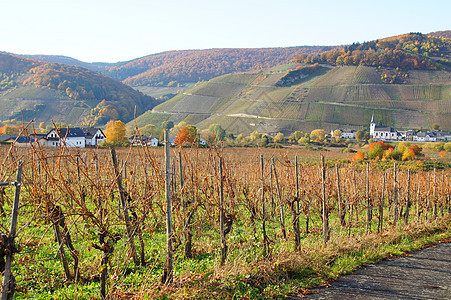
<box><xmin>134</xmin><ymin>121</ymin><xmax>370</xmax><ymax>148</ymax></box>
<box><xmin>108</xmin><ymin>47</ymin><xmax>336</xmax><ymax>86</ymax></box>
<box><xmin>355</xmin><ymin>140</ymin><xmax>451</xmax><ymax>161</ymax></box>
<box><xmin>293</xmin><ymin>33</ymin><xmax>450</xmax><ymax>71</ymax></box>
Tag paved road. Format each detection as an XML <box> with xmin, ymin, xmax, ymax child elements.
<box><xmin>296</xmin><ymin>242</ymin><xmax>451</xmax><ymax>300</ymax></box>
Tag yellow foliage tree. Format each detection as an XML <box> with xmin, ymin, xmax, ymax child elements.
<box><xmin>332</xmin><ymin>129</ymin><xmax>342</xmax><ymax>142</ymax></box>
<box><xmin>105</xmin><ymin>120</ymin><xmax>126</xmax><ymax>144</ymax></box>
<box><xmin>310</xmin><ymin>129</ymin><xmax>326</xmax><ymax>142</ymax></box>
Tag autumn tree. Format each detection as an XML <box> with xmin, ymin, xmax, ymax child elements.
<box><xmin>310</xmin><ymin>129</ymin><xmax>326</xmax><ymax>143</ymax></box>
<box><xmin>162</xmin><ymin>121</ymin><xmax>174</xmax><ymax>130</ymax></box>
<box><xmin>354</xmin><ymin>151</ymin><xmax>365</xmax><ymax>160</ymax></box>
<box><xmin>332</xmin><ymin>130</ymin><xmax>342</xmax><ymax>142</ymax></box>
<box><xmin>249</xmin><ymin>131</ymin><xmax>262</xmax><ymax>142</ymax></box>
<box><xmin>289</xmin><ymin>131</ymin><xmax>303</xmax><ymax>143</ymax></box>
<box><xmin>355</xmin><ymin>130</ymin><xmax>363</xmax><ymax>141</ymax></box>
<box><xmin>174</xmin><ymin>125</ymin><xmax>198</xmax><ymax>146</ymax></box>
<box><xmin>39</xmin><ymin>122</ymin><xmax>47</xmax><ymax>133</ymax></box>
<box><xmin>105</xmin><ymin>120</ymin><xmax>127</xmax><ymax>144</ymax></box>
<box><xmin>139</xmin><ymin>124</ymin><xmax>157</xmax><ymax>136</ymax></box>
<box><xmin>208</xmin><ymin>124</ymin><xmax>226</xmax><ymax>141</ymax></box>
<box><xmin>273</xmin><ymin>132</ymin><xmax>285</xmax><ymax>143</ymax></box>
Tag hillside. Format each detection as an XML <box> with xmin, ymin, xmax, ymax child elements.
<box><xmin>428</xmin><ymin>30</ymin><xmax>451</xmax><ymax>40</ymax></box>
<box><xmin>104</xmin><ymin>47</ymin><xmax>337</xmax><ymax>87</ymax></box>
<box><xmin>132</xmin><ymin>63</ymin><xmax>451</xmax><ymax>134</ymax></box>
<box><xmin>294</xmin><ymin>33</ymin><xmax>451</xmax><ymax>72</ymax></box>
<box><xmin>0</xmin><ymin>52</ymin><xmax>157</xmax><ymax>125</ymax></box>
<box><xmin>23</xmin><ymin>54</ymin><xmax>115</xmax><ymax>72</ymax></box>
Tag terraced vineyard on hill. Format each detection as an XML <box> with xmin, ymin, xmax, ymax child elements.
<box><xmin>132</xmin><ymin>65</ymin><xmax>451</xmax><ymax>134</ymax></box>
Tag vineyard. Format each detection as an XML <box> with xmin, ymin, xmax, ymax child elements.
<box><xmin>0</xmin><ymin>138</ymin><xmax>450</xmax><ymax>299</ymax></box>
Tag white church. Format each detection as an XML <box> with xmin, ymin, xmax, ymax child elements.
<box><xmin>370</xmin><ymin>115</ymin><xmax>401</xmax><ymax>140</ymax></box>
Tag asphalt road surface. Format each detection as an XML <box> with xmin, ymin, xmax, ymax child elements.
<box><xmin>295</xmin><ymin>242</ymin><xmax>451</xmax><ymax>300</ymax></box>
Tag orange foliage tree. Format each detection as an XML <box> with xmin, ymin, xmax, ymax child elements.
<box><xmin>174</xmin><ymin>125</ymin><xmax>198</xmax><ymax>146</ymax></box>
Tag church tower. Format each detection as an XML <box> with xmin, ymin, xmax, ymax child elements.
<box><xmin>370</xmin><ymin>114</ymin><xmax>376</xmax><ymax>137</ymax></box>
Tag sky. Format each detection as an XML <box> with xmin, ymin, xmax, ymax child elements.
<box><xmin>1</xmin><ymin>0</ymin><xmax>450</xmax><ymax>63</ymax></box>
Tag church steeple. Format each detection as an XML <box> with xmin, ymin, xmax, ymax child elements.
<box><xmin>370</xmin><ymin>113</ymin><xmax>376</xmax><ymax>137</ymax></box>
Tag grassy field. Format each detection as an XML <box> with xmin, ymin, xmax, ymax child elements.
<box><xmin>0</xmin><ymin>143</ymin><xmax>449</xmax><ymax>300</ymax></box>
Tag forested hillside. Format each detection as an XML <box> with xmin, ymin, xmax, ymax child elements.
<box><xmin>428</xmin><ymin>30</ymin><xmax>451</xmax><ymax>39</ymax></box>
<box><xmin>294</xmin><ymin>33</ymin><xmax>451</xmax><ymax>72</ymax></box>
<box><xmin>0</xmin><ymin>52</ymin><xmax>157</xmax><ymax>125</ymax></box>
<box><xmin>105</xmin><ymin>47</ymin><xmax>337</xmax><ymax>86</ymax></box>
<box><xmin>24</xmin><ymin>55</ymin><xmax>114</xmax><ymax>72</ymax></box>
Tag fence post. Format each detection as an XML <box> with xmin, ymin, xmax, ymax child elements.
<box><xmin>321</xmin><ymin>156</ymin><xmax>330</xmax><ymax>243</ymax></box>
<box><xmin>219</xmin><ymin>157</ymin><xmax>227</xmax><ymax>265</ymax></box>
<box><xmin>272</xmin><ymin>158</ymin><xmax>286</xmax><ymax>240</ymax></box>
<box><xmin>260</xmin><ymin>155</ymin><xmax>269</xmax><ymax>257</ymax></box>
<box><xmin>393</xmin><ymin>163</ymin><xmax>398</xmax><ymax>226</ymax></box>
<box><xmin>110</xmin><ymin>148</ymin><xmax>139</xmax><ymax>265</ymax></box>
<box><xmin>378</xmin><ymin>172</ymin><xmax>386</xmax><ymax>233</ymax></box>
<box><xmin>366</xmin><ymin>162</ymin><xmax>371</xmax><ymax>234</ymax></box>
<box><xmin>162</xmin><ymin>129</ymin><xmax>173</xmax><ymax>284</ymax></box>
<box><xmin>2</xmin><ymin>161</ymin><xmax>23</xmax><ymax>300</ymax></box>
<box><xmin>404</xmin><ymin>169</ymin><xmax>411</xmax><ymax>224</ymax></box>
<box><xmin>336</xmin><ymin>164</ymin><xmax>345</xmax><ymax>227</ymax></box>
<box><xmin>293</xmin><ymin>156</ymin><xmax>301</xmax><ymax>251</ymax></box>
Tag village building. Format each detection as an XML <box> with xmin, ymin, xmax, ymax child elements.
<box><xmin>370</xmin><ymin>115</ymin><xmax>401</xmax><ymax>140</ymax></box>
<box><xmin>46</xmin><ymin>127</ymin><xmax>105</xmax><ymax>148</ymax></box>
<box><xmin>330</xmin><ymin>129</ymin><xmax>357</xmax><ymax>140</ymax></box>
<box><xmin>82</xmin><ymin>127</ymin><xmax>106</xmax><ymax>146</ymax></box>
<box><xmin>435</xmin><ymin>130</ymin><xmax>451</xmax><ymax>142</ymax></box>
<box><xmin>129</xmin><ymin>134</ymin><xmax>159</xmax><ymax>147</ymax></box>
<box><xmin>413</xmin><ymin>131</ymin><xmax>437</xmax><ymax>142</ymax></box>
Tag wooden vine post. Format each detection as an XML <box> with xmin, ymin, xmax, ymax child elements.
<box><xmin>336</xmin><ymin>164</ymin><xmax>345</xmax><ymax>227</ymax></box>
<box><xmin>260</xmin><ymin>155</ymin><xmax>269</xmax><ymax>257</ymax></box>
<box><xmin>321</xmin><ymin>155</ymin><xmax>330</xmax><ymax>243</ymax></box>
<box><xmin>433</xmin><ymin>168</ymin><xmax>437</xmax><ymax>219</ymax></box>
<box><xmin>272</xmin><ymin>158</ymin><xmax>286</xmax><ymax>240</ymax></box>
<box><xmin>1</xmin><ymin>161</ymin><xmax>23</xmax><ymax>300</ymax></box>
<box><xmin>366</xmin><ymin>162</ymin><xmax>371</xmax><ymax>234</ymax></box>
<box><xmin>378</xmin><ymin>172</ymin><xmax>386</xmax><ymax>233</ymax></box>
<box><xmin>110</xmin><ymin>147</ymin><xmax>139</xmax><ymax>265</ymax></box>
<box><xmin>162</xmin><ymin>129</ymin><xmax>174</xmax><ymax>284</ymax></box>
<box><xmin>416</xmin><ymin>173</ymin><xmax>421</xmax><ymax>223</ymax></box>
<box><xmin>393</xmin><ymin>163</ymin><xmax>398</xmax><ymax>226</ymax></box>
<box><xmin>180</xmin><ymin>151</ymin><xmax>191</xmax><ymax>258</ymax></box>
<box><xmin>293</xmin><ymin>156</ymin><xmax>301</xmax><ymax>251</ymax></box>
<box><xmin>219</xmin><ymin>157</ymin><xmax>227</xmax><ymax>265</ymax></box>
<box><xmin>404</xmin><ymin>169</ymin><xmax>411</xmax><ymax>224</ymax></box>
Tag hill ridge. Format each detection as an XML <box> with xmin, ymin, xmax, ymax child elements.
<box><xmin>0</xmin><ymin>52</ymin><xmax>157</xmax><ymax>126</ymax></box>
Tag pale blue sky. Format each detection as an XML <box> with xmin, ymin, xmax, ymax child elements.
<box><xmin>1</xmin><ymin>0</ymin><xmax>449</xmax><ymax>63</ymax></box>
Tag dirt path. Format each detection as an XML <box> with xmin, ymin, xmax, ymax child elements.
<box><xmin>296</xmin><ymin>242</ymin><xmax>451</xmax><ymax>299</ymax></box>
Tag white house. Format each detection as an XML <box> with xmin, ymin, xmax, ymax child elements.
<box><xmin>413</xmin><ymin>131</ymin><xmax>437</xmax><ymax>142</ymax></box>
<box><xmin>434</xmin><ymin>131</ymin><xmax>451</xmax><ymax>142</ymax></box>
<box><xmin>129</xmin><ymin>135</ymin><xmax>159</xmax><ymax>147</ymax></box>
<box><xmin>82</xmin><ymin>128</ymin><xmax>106</xmax><ymax>146</ymax></box>
<box><xmin>330</xmin><ymin>129</ymin><xmax>357</xmax><ymax>140</ymax></box>
<box><xmin>370</xmin><ymin>115</ymin><xmax>400</xmax><ymax>140</ymax></box>
<box><xmin>46</xmin><ymin>128</ymin><xmax>86</xmax><ymax>148</ymax></box>
<box><xmin>147</xmin><ymin>137</ymin><xmax>159</xmax><ymax>147</ymax></box>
